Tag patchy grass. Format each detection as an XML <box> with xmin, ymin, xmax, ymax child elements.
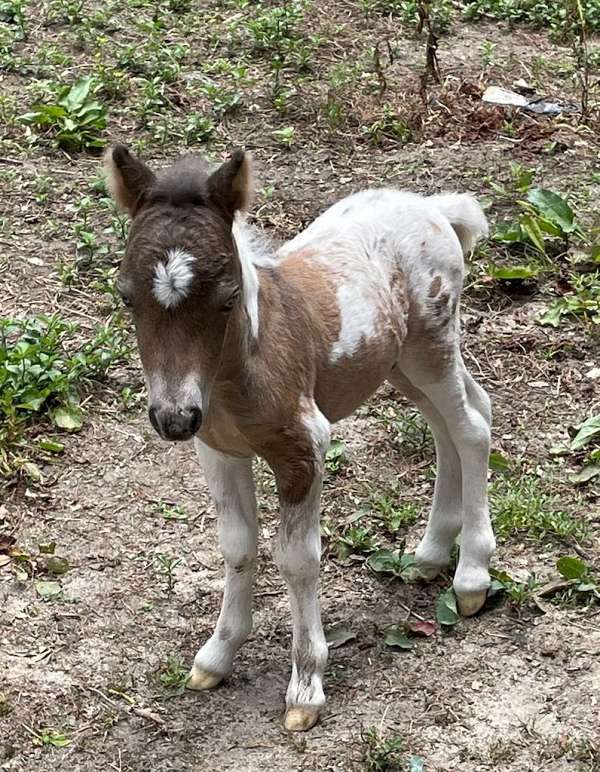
<box><xmin>490</xmin><ymin>475</ymin><xmax>588</xmax><ymax>541</ymax></box>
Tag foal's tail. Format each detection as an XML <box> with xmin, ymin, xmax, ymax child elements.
<box><xmin>428</xmin><ymin>193</ymin><xmax>489</xmax><ymax>257</ymax></box>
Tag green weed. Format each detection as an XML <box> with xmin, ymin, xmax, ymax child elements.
<box><xmin>370</xmin><ymin>489</ymin><xmax>420</xmax><ymax>533</ymax></box>
<box><xmin>0</xmin><ymin>315</ymin><xmax>129</xmax><ymax>481</ymax></box>
<box><xmin>20</xmin><ymin>77</ymin><xmax>107</xmax><ymax>152</ymax></box>
<box><xmin>362</xmin><ymin>104</ymin><xmax>412</xmax><ymax>146</ymax></box>
<box><xmin>336</xmin><ymin>524</ymin><xmax>379</xmax><ymax>558</ymax></box>
<box><xmin>362</xmin><ymin>727</ymin><xmax>417</xmax><ymax>772</ymax></box>
<box><xmin>464</xmin><ymin>0</ymin><xmax>600</xmax><ymax>34</ymax></box>
<box><xmin>155</xmin><ymin>653</ymin><xmax>188</xmax><ymax>690</ymax></box>
<box><xmin>538</xmin><ymin>271</ymin><xmax>600</xmax><ymax>327</ymax></box>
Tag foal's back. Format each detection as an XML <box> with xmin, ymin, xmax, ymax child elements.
<box><xmin>275</xmin><ymin>188</ymin><xmax>482</xmax><ymax>422</ymax></box>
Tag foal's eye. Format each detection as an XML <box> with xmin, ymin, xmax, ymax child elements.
<box><xmin>121</xmin><ymin>295</ymin><xmax>133</xmax><ymax>309</ymax></box>
<box><xmin>222</xmin><ymin>289</ymin><xmax>241</xmax><ymax>312</ymax></box>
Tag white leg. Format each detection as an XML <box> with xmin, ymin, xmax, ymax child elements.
<box><xmin>187</xmin><ymin>440</ymin><xmax>257</xmax><ymax>690</ymax></box>
<box><xmin>389</xmin><ymin>373</ymin><xmax>462</xmax><ymax>577</ymax></box>
<box><xmin>275</xmin><ymin>477</ymin><xmax>328</xmax><ymax>732</ymax></box>
<box><xmin>419</xmin><ymin>366</ymin><xmax>495</xmax><ymax>616</ymax></box>
<box><xmin>413</xmin><ymin>398</ymin><xmax>463</xmax><ymax>577</ymax></box>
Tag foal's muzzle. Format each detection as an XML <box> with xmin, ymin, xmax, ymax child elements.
<box><xmin>149</xmin><ymin>405</ymin><xmax>202</xmax><ymax>441</ymax></box>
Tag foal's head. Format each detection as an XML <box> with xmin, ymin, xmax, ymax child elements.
<box><xmin>105</xmin><ymin>145</ymin><xmax>253</xmax><ymax>441</ymax></box>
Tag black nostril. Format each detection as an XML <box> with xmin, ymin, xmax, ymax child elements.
<box><xmin>148</xmin><ymin>406</ymin><xmax>160</xmax><ymax>434</ymax></box>
<box><xmin>189</xmin><ymin>407</ymin><xmax>202</xmax><ymax>434</ymax></box>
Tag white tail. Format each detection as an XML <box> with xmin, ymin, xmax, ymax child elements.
<box><xmin>429</xmin><ymin>193</ymin><xmax>489</xmax><ymax>256</ymax></box>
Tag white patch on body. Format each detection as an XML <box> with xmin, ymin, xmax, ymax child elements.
<box><xmin>329</xmin><ymin>282</ymin><xmax>380</xmax><ymax>362</ymax></box>
<box><xmin>153</xmin><ymin>247</ymin><xmax>196</xmax><ymax>308</ymax></box>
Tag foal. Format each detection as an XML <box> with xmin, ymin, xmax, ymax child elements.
<box><xmin>105</xmin><ymin>146</ymin><xmax>495</xmax><ymax>732</ymax></box>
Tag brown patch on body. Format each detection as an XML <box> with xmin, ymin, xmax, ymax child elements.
<box><xmin>429</xmin><ymin>276</ymin><xmax>442</xmax><ymax>297</ymax></box>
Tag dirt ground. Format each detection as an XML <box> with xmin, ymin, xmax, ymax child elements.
<box><xmin>1</xmin><ymin>1</ymin><xmax>599</xmax><ymax>770</ymax></box>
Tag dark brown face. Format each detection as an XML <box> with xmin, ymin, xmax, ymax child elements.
<box><xmin>105</xmin><ymin>145</ymin><xmax>253</xmax><ymax>441</ymax></box>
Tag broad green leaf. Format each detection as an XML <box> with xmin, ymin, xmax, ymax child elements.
<box><xmin>384</xmin><ymin>628</ymin><xmax>414</xmax><ymax>649</ymax></box>
<box><xmin>59</xmin><ymin>77</ymin><xmax>93</xmax><ymax>111</ymax></box>
<box><xmin>35</xmin><ymin>580</ymin><xmax>61</xmax><ymax>599</ymax></box>
<box><xmin>326</xmin><ymin>628</ymin><xmax>356</xmax><ymax>649</ymax></box>
<box><xmin>487</xmin><ymin>578</ymin><xmax>507</xmax><ymax>597</ymax></box>
<box><xmin>536</xmin><ymin>217</ymin><xmax>562</xmax><ymax>237</ymax></box>
<box><xmin>526</xmin><ymin>188</ymin><xmax>577</xmax><ymax>234</ymax></box>
<box><xmin>48</xmin><ymin>735</ymin><xmax>71</xmax><ymax>747</ymax></box>
<box><xmin>326</xmin><ymin>440</ymin><xmax>344</xmax><ymax>461</ymax></box>
<box><xmin>592</xmin><ymin>245</ymin><xmax>600</xmax><ymax>263</ymax></box>
<box><xmin>45</xmin><ymin>556</ymin><xmax>69</xmax><ymax>575</ymax></box>
<box><xmin>489</xmin><ymin>451</ymin><xmax>509</xmax><ymax>472</ymax></box>
<box><xmin>435</xmin><ymin>587</ymin><xmax>460</xmax><ymax>627</ymax></box>
<box><xmin>538</xmin><ymin>304</ymin><xmax>564</xmax><ymax>327</ymax></box>
<box><xmin>38</xmin><ymin>438</ymin><xmax>65</xmax><ymax>453</ymax></box>
<box><xmin>519</xmin><ymin>214</ymin><xmax>546</xmax><ymax>253</ymax></box>
<box><xmin>488</xmin><ymin>264</ymin><xmax>538</xmax><ymax>281</ymax></box>
<box><xmin>570</xmin><ymin>465</ymin><xmax>600</xmax><ymax>484</ymax></box>
<box><xmin>368</xmin><ymin>549</ymin><xmax>399</xmax><ymax>574</ymax></box>
<box><xmin>492</xmin><ymin>222</ymin><xmax>522</xmax><ymax>243</ymax></box>
<box><xmin>52</xmin><ymin>405</ymin><xmax>83</xmax><ymax>431</ymax></box>
<box><xmin>556</xmin><ymin>556</ymin><xmax>587</xmax><ymax>581</ymax></box>
<box><xmin>570</xmin><ymin>415</ymin><xmax>600</xmax><ymax>450</ymax></box>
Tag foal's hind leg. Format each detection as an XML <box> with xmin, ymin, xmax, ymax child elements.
<box><xmin>413</xmin><ymin>362</ymin><xmax>495</xmax><ymax>615</ymax></box>
<box><xmin>187</xmin><ymin>440</ymin><xmax>257</xmax><ymax>690</ymax></box>
<box><xmin>390</xmin><ymin>372</ymin><xmax>463</xmax><ymax>576</ymax></box>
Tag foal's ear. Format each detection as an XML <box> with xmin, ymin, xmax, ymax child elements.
<box><xmin>207</xmin><ymin>150</ymin><xmax>253</xmax><ymax>220</ymax></box>
<box><xmin>104</xmin><ymin>144</ymin><xmax>156</xmax><ymax>217</ymax></box>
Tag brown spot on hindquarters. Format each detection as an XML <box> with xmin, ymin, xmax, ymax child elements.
<box><xmin>434</xmin><ymin>292</ymin><xmax>452</xmax><ymax>326</ymax></box>
<box><xmin>436</xmin><ymin>291</ymin><xmax>450</xmax><ymax>310</ymax></box>
<box><xmin>219</xmin><ymin>626</ymin><xmax>232</xmax><ymax>641</ymax></box>
<box><xmin>429</xmin><ymin>276</ymin><xmax>442</xmax><ymax>297</ymax></box>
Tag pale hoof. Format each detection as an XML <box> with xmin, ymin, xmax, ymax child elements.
<box><xmin>186</xmin><ymin>665</ymin><xmax>223</xmax><ymax>691</ymax></box>
<box><xmin>456</xmin><ymin>589</ymin><xmax>487</xmax><ymax>617</ymax></box>
<box><xmin>284</xmin><ymin>707</ymin><xmax>320</xmax><ymax>732</ymax></box>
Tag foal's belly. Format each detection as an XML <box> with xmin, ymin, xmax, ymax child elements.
<box><xmin>314</xmin><ymin>337</ymin><xmax>397</xmax><ymax>423</ymax></box>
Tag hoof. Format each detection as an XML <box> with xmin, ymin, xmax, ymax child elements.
<box><xmin>186</xmin><ymin>665</ymin><xmax>223</xmax><ymax>691</ymax></box>
<box><xmin>284</xmin><ymin>707</ymin><xmax>320</xmax><ymax>732</ymax></box>
<box><xmin>456</xmin><ymin>589</ymin><xmax>487</xmax><ymax>617</ymax></box>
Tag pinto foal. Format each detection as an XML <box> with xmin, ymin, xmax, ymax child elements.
<box><xmin>105</xmin><ymin>146</ymin><xmax>495</xmax><ymax>732</ymax></box>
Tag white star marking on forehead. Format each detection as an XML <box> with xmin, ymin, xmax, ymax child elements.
<box><xmin>153</xmin><ymin>247</ymin><xmax>196</xmax><ymax>308</ymax></box>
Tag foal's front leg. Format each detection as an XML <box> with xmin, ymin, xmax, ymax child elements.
<box><xmin>187</xmin><ymin>440</ymin><xmax>257</xmax><ymax>690</ymax></box>
<box><xmin>272</xmin><ymin>405</ymin><xmax>330</xmax><ymax>732</ymax></box>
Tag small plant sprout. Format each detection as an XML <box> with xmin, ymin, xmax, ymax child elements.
<box><xmin>336</xmin><ymin>524</ymin><xmax>379</xmax><ymax>558</ymax></box>
<box><xmin>325</xmin><ymin>439</ymin><xmax>345</xmax><ymax>473</ymax></box>
<box><xmin>272</xmin><ymin>126</ymin><xmax>295</xmax><ymax>147</ymax></box>
<box><xmin>480</xmin><ymin>40</ymin><xmax>497</xmax><ymax>67</ymax></box>
<box><xmin>156</xmin><ymin>653</ymin><xmax>188</xmax><ymax>690</ymax></box>
<box><xmin>155</xmin><ymin>553</ymin><xmax>182</xmax><ymax>592</ymax></box>
<box><xmin>153</xmin><ymin>501</ymin><xmax>188</xmax><ymax>521</ymax></box>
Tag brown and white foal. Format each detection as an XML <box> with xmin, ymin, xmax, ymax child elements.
<box><xmin>105</xmin><ymin>146</ymin><xmax>495</xmax><ymax>732</ymax></box>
